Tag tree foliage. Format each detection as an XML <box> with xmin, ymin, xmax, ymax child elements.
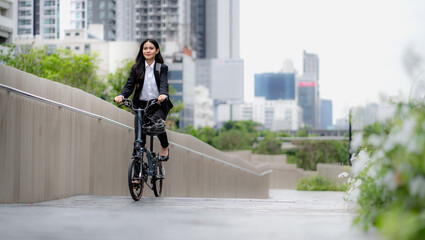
<box><xmin>1</xmin><ymin>44</ymin><xmax>103</xmax><ymax>96</ymax></box>
<box><xmin>291</xmin><ymin>140</ymin><xmax>349</xmax><ymax>170</ymax></box>
<box><xmin>253</xmin><ymin>131</ymin><xmax>282</xmax><ymax>154</ymax></box>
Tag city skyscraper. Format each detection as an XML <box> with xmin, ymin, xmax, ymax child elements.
<box><xmin>87</xmin><ymin>0</ymin><xmax>115</xmax><ymax>40</ymax></box>
<box><xmin>297</xmin><ymin>74</ymin><xmax>318</xmax><ymax>128</ymax></box>
<box><xmin>303</xmin><ymin>50</ymin><xmax>319</xmax><ymax>80</ymax></box>
<box><xmin>298</xmin><ymin>50</ymin><xmax>321</xmax><ymax>129</ymax></box>
<box><xmin>15</xmin><ymin>0</ymin><xmax>90</xmax><ymax>40</ymax></box>
<box><xmin>320</xmin><ymin>99</ymin><xmax>333</xmax><ymax>129</ymax></box>
<box><xmin>0</xmin><ymin>0</ymin><xmax>13</xmax><ymax>43</ymax></box>
<box><xmin>133</xmin><ymin>0</ymin><xmax>187</xmax><ymax>49</ymax></box>
<box><xmin>205</xmin><ymin>0</ymin><xmax>239</xmax><ymax>59</ymax></box>
<box><xmin>115</xmin><ymin>0</ymin><xmax>134</xmax><ymax>41</ymax></box>
<box><xmin>16</xmin><ymin>0</ymin><xmax>61</xmax><ymax>39</ymax></box>
<box><xmin>190</xmin><ymin>0</ymin><xmax>206</xmax><ymax>58</ymax></box>
<box><xmin>254</xmin><ymin>73</ymin><xmax>295</xmax><ymax>100</ymax></box>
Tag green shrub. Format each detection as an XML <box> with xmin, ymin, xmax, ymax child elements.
<box><xmin>296</xmin><ymin>175</ymin><xmax>348</xmax><ymax>191</ymax></box>
<box><xmin>347</xmin><ymin>102</ymin><xmax>425</xmax><ymax>240</ymax></box>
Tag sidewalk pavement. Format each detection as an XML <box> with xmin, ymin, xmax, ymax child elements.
<box><xmin>0</xmin><ymin>189</ymin><xmax>378</xmax><ymax>240</ymax></box>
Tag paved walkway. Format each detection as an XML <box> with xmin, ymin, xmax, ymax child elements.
<box><xmin>0</xmin><ymin>190</ymin><xmax>378</xmax><ymax>240</ymax></box>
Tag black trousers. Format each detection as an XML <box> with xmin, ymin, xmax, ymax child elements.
<box><xmin>134</xmin><ymin>100</ymin><xmax>169</xmax><ymax>148</ymax></box>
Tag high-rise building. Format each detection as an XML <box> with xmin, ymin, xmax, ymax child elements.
<box><xmin>87</xmin><ymin>0</ymin><xmax>115</xmax><ymax>40</ymax></box>
<box><xmin>194</xmin><ymin>85</ymin><xmax>214</xmax><ymax>128</ymax></box>
<box><xmin>167</xmin><ymin>53</ymin><xmax>195</xmax><ymax>129</ymax></box>
<box><xmin>16</xmin><ymin>0</ymin><xmax>61</xmax><ymax>39</ymax></box>
<box><xmin>298</xmin><ymin>50</ymin><xmax>321</xmax><ymax>129</ymax></box>
<box><xmin>13</xmin><ymin>25</ymin><xmax>139</xmax><ymax>74</ymax></box>
<box><xmin>282</xmin><ymin>59</ymin><xmax>295</xmax><ymax>73</ymax></box>
<box><xmin>303</xmin><ymin>50</ymin><xmax>319</xmax><ymax>80</ymax></box>
<box><xmin>0</xmin><ymin>0</ymin><xmax>13</xmax><ymax>44</ymax></box>
<box><xmin>190</xmin><ymin>0</ymin><xmax>206</xmax><ymax>58</ymax></box>
<box><xmin>134</xmin><ymin>0</ymin><xmax>187</xmax><ymax>49</ymax></box>
<box><xmin>15</xmin><ymin>0</ymin><xmax>89</xmax><ymax>40</ymax></box>
<box><xmin>205</xmin><ymin>0</ymin><xmax>239</xmax><ymax>59</ymax></box>
<box><xmin>320</xmin><ymin>99</ymin><xmax>333</xmax><ymax>129</ymax></box>
<box><xmin>297</xmin><ymin>74</ymin><xmax>319</xmax><ymax>129</ymax></box>
<box><xmin>217</xmin><ymin>97</ymin><xmax>302</xmax><ymax>131</ymax></box>
<box><xmin>115</xmin><ymin>0</ymin><xmax>134</xmax><ymax>41</ymax></box>
<box><xmin>254</xmin><ymin>73</ymin><xmax>295</xmax><ymax>100</ymax></box>
<box><xmin>70</xmin><ymin>0</ymin><xmax>87</xmax><ymax>30</ymax></box>
<box><xmin>196</xmin><ymin>58</ymin><xmax>244</xmax><ymax>102</ymax></box>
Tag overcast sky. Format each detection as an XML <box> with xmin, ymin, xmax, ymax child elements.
<box><xmin>239</xmin><ymin>0</ymin><xmax>425</xmax><ymax>122</ymax></box>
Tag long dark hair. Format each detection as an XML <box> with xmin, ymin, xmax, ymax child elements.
<box><xmin>134</xmin><ymin>39</ymin><xmax>164</xmax><ymax>83</ymax></box>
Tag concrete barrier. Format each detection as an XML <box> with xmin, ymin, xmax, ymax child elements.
<box><xmin>0</xmin><ymin>64</ymin><xmax>270</xmax><ymax>203</ymax></box>
<box><xmin>229</xmin><ymin>150</ymin><xmax>347</xmax><ymax>189</ymax></box>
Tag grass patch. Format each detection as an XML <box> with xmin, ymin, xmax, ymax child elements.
<box><xmin>296</xmin><ymin>175</ymin><xmax>348</xmax><ymax>191</ymax></box>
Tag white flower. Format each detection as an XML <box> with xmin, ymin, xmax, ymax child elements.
<box><xmin>409</xmin><ymin>176</ymin><xmax>425</xmax><ymax>199</ymax></box>
<box><xmin>382</xmin><ymin>170</ymin><xmax>397</xmax><ymax>191</ymax></box>
<box><xmin>350</xmin><ymin>133</ymin><xmax>363</xmax><ymax>153</ymax></box>
<box><xmin>383</xmin><ymin>117</ymin><xmax>416</xmax><ymax>152</ymax></box>
<box><xmin>367</xmin><ymin>134</ymin><xmax>383</xmax><ymax>147</ymax></box>
<box><xmin>346</xmin><ymin>179</ymin><xmax>362</xmax><ymax>201</ymax></box>
<box><xmin>338</xmin><ymin>172</ymin><xmax>349</xmax><ymax>178</ymax></box>
<box><xmin>367</xmin><ymin>165</ymin><xmax>378</xmax><ymax>178</ymax></box>
<box><xmin>351</xmin><ymin>150</ymin><xmax>370</xmax><ymax>175</ymax></box>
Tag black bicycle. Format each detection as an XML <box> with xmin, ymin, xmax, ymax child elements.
<box><xmin>117</xmin><ymin>98</ymin><xmax>164</xmax><ymax>201</ymax></box>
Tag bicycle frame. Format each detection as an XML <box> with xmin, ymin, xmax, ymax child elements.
<box><xmin>118</xmin><ymin>99</ymin><xmax>163</xmax><ymax>195</ymax></box>
<box><xmin>134</xmin><ymin>105</ymin><xmax>158</xmax><ymax>178</ymax></box>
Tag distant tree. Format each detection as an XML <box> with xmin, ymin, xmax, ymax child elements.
<box><xmin>196</xmin><ymin>126</ymin><xmax>216</xmax><ymax>145</ymax></box>
<box><xmin>292</xmin><ymin>140</ymin><xmax>348</xmax><ymax>170</ymax></box>
<box><xmin>295</xmin><ymin>129</ymin><xmax>308</xmax><ymax>137</ymax></box>
<box><xmin>105</xmin><ymin>59</ymin><xmax>134</xmax><ymax>102</ymax></box>
<box><xmin>254</xmin><ymin>131</ymin><xmax>281</xmax><ymax>154</ymax></box>
<box><xmin>0</xmin><ymin>44</ymin><xmax>103</xmax><ymax>97</ymax></box>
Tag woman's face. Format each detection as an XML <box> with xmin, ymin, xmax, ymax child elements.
<box><xmin>143</xmin><ymin>41</ymin><xmax>159</xmax><ymax>61</ymax></box>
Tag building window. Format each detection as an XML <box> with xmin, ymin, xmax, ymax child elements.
<box><xmin>99</xmin><ymin>1</ymin><xmax>105</xmax><ymax>9</ymax></box>
<box><xmin>44</xmin><ymin>1</ymin><xmax>55</xmax><ymax>6</ymax></box>
<box><xmin>44</xmin><ymin>9</ymin><xmax>55</xmax><ymax>15</ymax></box>
<box><xmin>169</xmin><ymin>71</ymin><xmax>183</xmax><ymax>80</ymax></box>
<box><xmin>75</xmin><ymin>32</ymin><xmax>80</xmax><ymax>36</ymax></box>
<box><xmin>44</xmin><ymin>19</ymin><xmax>55</xmax><ymax>24</ymax></box>
<box><xmin>19</xmin><ymin>20</ymin><xmax>31</xmax><ymax>25</ymax></box>
<box><xmin>18</xmin><ymin>10</ymin><xmax>31</xmax><ymax>16</ymax></box>
<box><xmin>43</xmin><ymin>27</ymin><xmax>55</xmax><ymax>34</ymax></box>
<box><xmin>18</xmin><ymin>29</ymin><xmax>31</xmax><ymax>34</ymax></box>
<box><xmin>75</xmin><ymin>46</ymin><xmax>80</xmax><ymax>50</ymax></box>
<box><xmin>19</xmin><ymin>1</ymin><xmax>32</xmax><ymax>7</ymax></box>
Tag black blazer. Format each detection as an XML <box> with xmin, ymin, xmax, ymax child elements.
<box><xmin>120</xmin><ymin>62</ymin><xmax>174</xmax><ymax>114</ymax></box>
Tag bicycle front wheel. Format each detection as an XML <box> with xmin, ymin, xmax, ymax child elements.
<box><xmin>128</xmin><ymin>159</ymin><xmax>144</xmax><ymax>201</ymax></box>
<box><xmin>152</xmin><ymin>161</ymin><xmax>164</xmax><ymax>197</ymax></box>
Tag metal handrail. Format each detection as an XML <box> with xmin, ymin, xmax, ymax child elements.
<box><xmin>0</xmin><ymin>83</ymin><xmax>272</xmax><ymax>177</ymax></box>
<box><xmin>0</xmin><ymin>83</ymin><xmax>133</xmax><ymax>131</ymax></box>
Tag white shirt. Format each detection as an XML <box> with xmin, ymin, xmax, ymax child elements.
<box><xmin>140</xmin><ymin>61</ymin><xmax>159</xmax><ymax>101</ymax></box>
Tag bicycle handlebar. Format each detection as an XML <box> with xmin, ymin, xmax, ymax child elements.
<box><xmin>114</xmin><ymin>98</ymin><xmax>159</xmax><ymax>112</ymax></box>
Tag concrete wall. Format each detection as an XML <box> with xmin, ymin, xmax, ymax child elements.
<box><xmin>0</xmin><ymin>64</ymin><xmax>269</xmax><ymax>203</ymax></box>
<box><xmin>229</xmin><ymin>150</ymin><xmax>347</xmax><ymax>189</ymax></box>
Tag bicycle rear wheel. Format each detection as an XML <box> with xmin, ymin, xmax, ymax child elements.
<box><xmin>152</xmin><ymin>161</ymin><xmax>163</xmax><ymax>197</ymax></box>
<box><xmin>128</xmin><ymin>159</ymin><xmax>144</xmax><ymax>201</ymax></box>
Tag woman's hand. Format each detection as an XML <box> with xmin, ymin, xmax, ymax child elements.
<box><xmin>158</xmin><ymin>94</ymin><xmax>168</xmax><ymax>103</ymax></box>
<box><xmin>114</xmin><ymin>95</ymin><xmax>124</xmax><ymax>103</ymax></box>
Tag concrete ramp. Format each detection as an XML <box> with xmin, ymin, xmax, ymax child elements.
<box><xmin>0</xmin><ymin>64</ymin><xmax>270</xmax><ymax>203</ymax></box>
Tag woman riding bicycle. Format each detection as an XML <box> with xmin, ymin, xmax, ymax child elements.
<box><xmin>114</xmin><ymin>39</ymin><xmax>173</xmax><ymax>161</ymax></box>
